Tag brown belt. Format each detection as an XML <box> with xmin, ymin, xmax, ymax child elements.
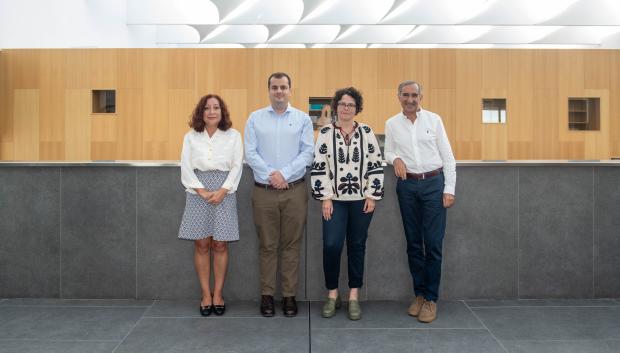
<box><xmin>406</xmin><ymin>168</ymin><xmax>443</xmax><ymax>180</ymax></box>
<box><xmin>254</xmin><ymin>178</ymin><xmax>305</xmax><ymax>190</ymax></box>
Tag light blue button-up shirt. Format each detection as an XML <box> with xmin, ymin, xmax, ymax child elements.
<box><xmin>244</xmin><ymin>104</ymin><xmax>314</xmax><ymax>184</ymax></box>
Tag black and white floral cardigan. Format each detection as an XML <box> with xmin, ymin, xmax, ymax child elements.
<box><xmin>311</xmin><ymin>122</ymin><xmax>384</xmax><ymax>201</ymax></box>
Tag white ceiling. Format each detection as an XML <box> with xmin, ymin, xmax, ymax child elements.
<box><xmin>1</xmin><ymin>0</ymin><xmax>620</xmax><ymax>48</ymax></box>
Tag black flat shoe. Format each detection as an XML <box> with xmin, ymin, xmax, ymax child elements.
<box><xmin>213</xmin><ymin>303</ymin><xmax>226</xmax><ymax>316</ymax></box>
<box><xmin>282</xmin><ymin>296</ymin><xmax>298</xmax><ymax>317</ymax></box>
<box><xmin>200</xmin><ymin>305</ymin><xmax>213</xmax><ymax>317</ymax></box>
<box><xmin>260</xmin><ymin>295</ymin><xmax>275</xmax><ymax>317</ymax></box>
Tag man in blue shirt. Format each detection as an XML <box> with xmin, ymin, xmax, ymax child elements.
<box><xmin>244</xmin><ymin>72</ymin><xmax>314</xmax><ymax>317</ymax></box>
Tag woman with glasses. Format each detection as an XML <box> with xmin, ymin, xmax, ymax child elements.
<box><xmin>311</xmin><ymin>87</ymin><xmax>384</xmax><ymax>320</ymax></box>
<box><xmin>178</xmin><ymin>94</ymin><xmax>243</xmax><ymax>317</ymax></box>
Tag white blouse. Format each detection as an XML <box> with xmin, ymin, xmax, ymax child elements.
<box><xmin>311</xmin><ymin>122</ymin><xmax>384</xmax><ymax>202</ymax></box>
<box><xmin>180</xmin><ymin>128</ymin><xmax>243</xmax><ymax>194</ymax></box>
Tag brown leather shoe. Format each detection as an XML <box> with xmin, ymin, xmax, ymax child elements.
<box><xmin>418</xmin><ymin>300</ymin><xmax>437</xmax><ymax>323</ymax></box>
<box><xmin>282</xmin><ymin>296</ymin><xmax>298</xmax><ymax>317</ymax></box>
<box><xmin>408</xmin><ymin>295</ymin><xmax>425</xmax><ymax>317</ymax></box>
<box><xmin>260</xmin><ymin>295</ymin><xmax>275</xmax><ymax>317</ymax></box>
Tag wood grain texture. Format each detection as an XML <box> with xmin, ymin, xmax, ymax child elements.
<box><xmin>1</xmin><ymin>48</ymin><xmax>619</xmax><ymax>160</ymax></box>
<box><xmin>13</xmin><ymin>89</ymin><xmax>40</xmax><ymax>160</ymax></box>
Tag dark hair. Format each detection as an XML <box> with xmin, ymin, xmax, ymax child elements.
<box><xmin>267</xmin><ymin>72</ymin><xmax>291</xmax><ymax>88</ymax></box>
<box><xmin>331</xmin><ymin>87</ymin><xmax>363</xmax><ymax>115</ymax></box>
<box><xmin>188</xmin><ymin>94</ymin><xmax>232</xmax><ymax>132</ymax></box>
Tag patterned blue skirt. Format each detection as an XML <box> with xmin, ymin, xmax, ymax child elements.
<box><xmin>178</xmin><ymin>170</ymin><xmax>239</xmax><ymax>241</ymax></box>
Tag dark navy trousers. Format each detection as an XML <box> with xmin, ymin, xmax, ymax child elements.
<box><xmin>322</xmin><ymin>199</ymin><xmax>373</xmax><ymax>290</ymax></box>
<box><xmin>396</xmin><ymin>174</ymin><xmax>447</xmax><ymax>302</ymax></box>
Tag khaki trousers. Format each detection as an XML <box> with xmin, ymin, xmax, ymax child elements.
<box><xmin>251</xmin><ymin>182</ymin><xmax>308</xmax><ymax>297</ymax></box>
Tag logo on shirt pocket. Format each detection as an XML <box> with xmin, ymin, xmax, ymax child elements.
<box><xmin>422</xmin><ymin>129</ymin><xmax>436</xmax><ymax>140</ymax></box>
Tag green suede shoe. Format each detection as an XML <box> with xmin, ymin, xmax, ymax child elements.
<box><xmin>347</xmin><ymin>299</ymin><xmax>362</xmax><ymax>320</ymax></box>
<box><xmin>321</xmin><ymin>296</ymin><xmax>341</xmax><ymax>318</ymax></box>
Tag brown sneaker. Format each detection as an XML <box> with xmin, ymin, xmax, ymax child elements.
<box><xmin>408</xmin><ymin>296</ymin><xmax>425</xmax><ymax>317</ymax></box>
<box><xmin>418</xmin><ymin>300</ymin><xmax>437</xmax><ymax>323</ymax></box>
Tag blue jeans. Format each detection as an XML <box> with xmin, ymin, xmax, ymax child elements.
<box><xmin>322</xmin><ymin>200</ymin><xmax>374</xmax><ymax>290</ymax></box>
<box><xmin>396</xmin><ymin>174</ymin><xmax>447</xmax><ymax>302</ymax></box>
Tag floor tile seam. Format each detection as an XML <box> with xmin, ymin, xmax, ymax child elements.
<box><xmin>109</xmin><ymin>299</ymin><xmax>156</xmax><ymax>353</ymax></box>
<box><xmin>0</xmin><ymin>304</ymin><xmax>153</xmax><ymax>308</ymax></box>
<box><xmin>498</xmin><ymin>338</ymin><xmax>620</xmax><ymax>343</ymax></box>
<box><xmin>307</xmin><ymin>301</ymin><xmax>311</xmax><ymax>353</ymax></box>
<box><xmin>517</xmin><ymin>167</ymin><xmax>520</xmax><ymax>298</ymax></box>
<box><xmin>137</xmin><ymin>300</ymin><xmax>156</xmax><ymax>320</ymax></box>
<box><xmin>109</xmin><ymin>312</ymin><xmax>149</xmax><ymax>352</ymax></box>
<box><xmin>463</xmin><ymin>301</ymin><xmax>510</xmax><ymax>353</ymax></box>
<box><xmin>0</xmin><ymin>338</ymin><xmax>120</xmax><ymax>342</ymax></box>
<box><xmin>310</xmin><ymin>327</ymin><xmax>491</xmax><ymax>331</ymax></box>
<box><xmin>59</xmin><ymin>167</ymin><xmax>63</xmax><ymax>298</ymax></box>
<box><xmin>141</xmin><ymin>316</ymin><xmax>309</xmax><ymax>319</ymax></box>
<box><xmin>135</xmin><ymin>168</ymin><xmax>138</xmax><ymax>300</ymax></box>
<box><xmin>468</xmin><ymin>305</ymin><xmax>620</xmax><ymax>309</ymax></box>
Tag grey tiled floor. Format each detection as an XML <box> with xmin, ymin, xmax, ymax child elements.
<box><xmin>1</xmin><ymin>299</ymin><xmax>619</xmax><ymax>353</ymax></box>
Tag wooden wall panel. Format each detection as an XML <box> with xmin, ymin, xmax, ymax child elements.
<box><xmin>38</xmin><ymin>50</ymin><xmax>65</xmax><ymax>145</ymax></box>
<box><xmin>117</xmin><ymin>49</ymin><xmax>142</xmax><ymax>89</ymax></box>
<box><xmin>88</xmin><ymin>50</ymin><xmax>117</xmax><ymax>89</ymax></box>
<box><xmin>166</xmin><ymin>89</ymin><xmax>196</xmax><ymax>160</ymax></box>
<box><xmin>583</xmin><ymin>89</ymin><xmax>610</xmax><ymax>159</ymax></box>
<box><xmin>377</xmin><ymin>49</ymin><xmax>429</xmax><ymax>90</ymax></box>
<box><xmin>143</xmin><ymin>50</ymin><xmax>169</xmax><ymax>163</ymax></box>
<box><xmin>533</xmin><ymin>50</ymin><xmax>558</xmax><ymax>89</ymax></box>
<box><xmin>428</xmin><ymin>89</ymin><xmax>456</xmax><ymax>144</ymax></box>
<box><xmin>64</xmin><ymin>89</ymin><xmax>91</xmax><ymax>160</ymax></box>
<box><xmin>507</xmin><ymin>50</ymin><xmax>534</xmax><ymax>145</ymax></box>
<box><xmin>376</xmin><ymin>89</ymin><xmax>403</xmax><ymax>132</ymax></box>
<box><xmin>90</xmin><ymin>112</ymin><xmax>118</xmax><ymax>160</ymax></box>
<box><xmin>64</xmin><ymin>50</ymin><xmax>90</xmax><ymax>89</ymax></box>
<box><xmin>611</xmin><ymin>52</ymin><xmax>620</xmax><ymax>157</ymax></box>
<box><xmin>482</xmin><ymin>124</ymin><xmax>508</xmax><ymax>160</ymax></box>
<box><xmin>39</xmin><ymin>141</ymin><xmax>64</xmax><ymax>160</ymax></box>
<box><xmin>168</xmin><ymin>49</ymin><xmax>195</xmax><ymax>89</ymax></box>
<box><xmin>8</xmin><ymin>50</ymin><xmax>39</xmax><ymax>89</ymax></box>
<box><xmin>429</xmin><ymin>49</ymin><xmax>455</xmax><ymax>89</ymax></box>
<box><xmin>215</xmin><ymin>49</ymin><xmax>248</xmax><ymax>89</ymax></box>
<box><xmin>221</xmin><ymin>88</ymin><xmax>248</xmax><ymax>134</ymax></box>
<box><xmin>351</xmin><ymin>49</ymin><xmax>379</xmax><ymax>130</ymax></box>
<box><xmin>584</xmin><ymin>51</ymin><xmax>610</xmax><ymax>89</ymax></box>
<box><xmin>1</xmin><ymin>48</ymin><xmax>619</xmax><ymax>161</ymax></box>
<box><xmin>116</xmin><ymin>89</ymin><xmax>143</xmax><ymax>159</ymax></box>
<box><xmin>0</xmin><ymin>51</ymin><xmax>12</xmax><ymax>146</ymax></box>
<box><xmin>141</xmin><ymin>50</ymin><xmax>169</xmax><ymax>144</ymax></box>
<box><xmin>91</xmin><ymin>115</ymin><xmax>117</xmax><ymax>142</ymax></box>
<box><xmin>273</xmin><ymin>49</ymin><xmax>303</xmax><ymax>110</ymax></box>
<box><xmin>13</xmin><ymin>89</ymin><xmax>40</xmax><ymax>160</ymax></box>
<box><xmin>455</xmin><ymin>50</ymin><xmax>482</xmax><ymax>159</ymax></box>
<box><xmin>532</xmin><ymin>90</ymin><xmax>559</xmax><ymax>159</ymax></box>
<box><xmin>482</xmin><ymin>50</ymin><xmax>509</xmax><ymax>89</ymax></box>
<box><xmin>480</xmin><ymin>49</ymin><xmax>509</xmax><ymax>159</ymax></box>
<box><xmin>243</xmin><ymin>49</ymin><xmax>273</xmax><ymax>112</ymax></box>
<box><xmin>324</xmin><ymin>50</ymin><xmax>353</xmax><ymax>91</ymax></box>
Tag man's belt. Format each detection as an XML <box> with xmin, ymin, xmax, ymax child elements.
<box><xmin>254</xmin><ymin>178</ymin><xmax>305</xmax><ymax>190</ymax></box>
<box><xmin>406</xmin><ymin>168</ymin><xmax>443</xmax><ymax>180</ymax></box>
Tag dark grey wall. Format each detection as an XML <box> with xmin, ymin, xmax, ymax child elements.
<box><xmin>1</xmin><ymin>165</ymin><xmax>618</xmax><ymax>300</ymax></box>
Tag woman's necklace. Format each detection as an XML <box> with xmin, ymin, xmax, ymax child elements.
<box><xmin>336</xmin><ymin>122</ymin><xmax>357</xmax><ymax>145</ymax></box>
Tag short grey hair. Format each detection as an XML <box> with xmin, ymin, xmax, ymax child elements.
<box><xmin>398</xmin><ymin>80</ymin><xmax>422</xmax><ymax>96</ymax></box>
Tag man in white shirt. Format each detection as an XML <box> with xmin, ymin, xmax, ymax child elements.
<box><xmin>384</xmin><ymin>80</ymin><xmax>456</xmax><ymax>323</ymax></box>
